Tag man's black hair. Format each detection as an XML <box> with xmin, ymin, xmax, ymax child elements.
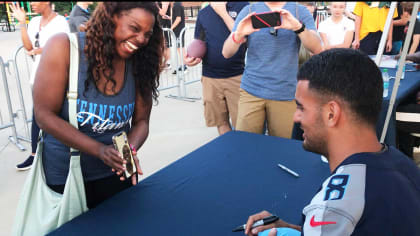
<box><xmin>297</xmin><ymin>48</ymin><xmax>383</xmax><ymax>127</ymax></box>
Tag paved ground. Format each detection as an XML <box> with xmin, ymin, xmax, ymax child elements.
<box><xmin>0</xmin><ymin>26</ymin><xmax>217</xmax><ymax>235</ymax></box>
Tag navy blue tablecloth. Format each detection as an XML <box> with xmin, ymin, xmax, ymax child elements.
<box><xmin>293</xmin><ymin>65</ymin><xmax>420</xmax><ymax>147</ymax></box>
<box><xmin>49</xmin><ymin>131</ymin><xmax>330</xmax><ymax>236</ymax></box>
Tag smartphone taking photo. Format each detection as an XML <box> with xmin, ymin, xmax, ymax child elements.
<box><xmin>251</xmin><ymin>11</ymin><xmax>281</xmax><ymax>29</ymax></box>
<box><xmin>112</xmin><ymin>131</ymin><xmax>137</xmax><ymax>179</ymax></box>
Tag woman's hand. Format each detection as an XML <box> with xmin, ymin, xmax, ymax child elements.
<box><xmin>99</xmin><ymin>144</ymin><xmax>126</xmax><ymax>173</ymax></box>
<box><xmin>9</xmin><ymin>2</ymin><xmax>27</xmax><ymax>25</ymax></box>
<box><xmin>112</xmin><ymin>144</ymin><xmax>143</xmax><ymax>185</ymax></box>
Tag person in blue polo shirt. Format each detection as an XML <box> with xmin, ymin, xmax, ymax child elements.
<box><xmin>222</xmin><ymin>2</ymin><xmax>322</xmax><ymax>139</ymax></box>
<box><xmin>185</xmin><ymin>2</ymin><xmax>248</xmax><ymax>135</ymax></box>
<box><xmin>243</xmin><ymin>49</ymin><xmax>420</xmax><ymax>236</ymax></box>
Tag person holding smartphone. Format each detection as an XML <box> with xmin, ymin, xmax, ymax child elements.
<box><xmin>9</xmin><ymin>2</ymin><xmax>70</xmax><ymax>171</ymax></box>
<box><xmin>222</xmin><ymin>2</ymin><xmax>322</xmax><ymax>139</ymax></box>
<box><xmin>32</xmin><ymin>2</ymin><xmax>164</xmax><ymax>209</ymax></box>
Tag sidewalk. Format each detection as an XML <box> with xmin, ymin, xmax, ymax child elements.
<box><xmin>0</xmin><ymin>28</ymin><xmax>217</xmax><ymax>235</ymax></box>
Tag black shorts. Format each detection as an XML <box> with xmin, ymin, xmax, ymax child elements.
<box><xmin>359</xmin><ymin>31</ymin><xmax>383</xmax><ymax>55</ymax></box>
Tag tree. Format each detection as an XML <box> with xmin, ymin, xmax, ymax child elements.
<box><xmin>53</xmin><ymin>2</ymin><xmax>73</xmax><ymax>16</ymax></box>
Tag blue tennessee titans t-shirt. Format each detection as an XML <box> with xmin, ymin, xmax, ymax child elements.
<box><xmin>42</xmin><ymin>32</ymin><xmax>136</xmax><ymax>185</ymax></box>
<box><xmin>194</xmin><ymin>2</ymin><xmax>248</xmax><ymax>78</ymax></box>
<box><xmin>233</xmin><ymin>2</ymin><xmax>317</xmax><ymax>101</ymax></box>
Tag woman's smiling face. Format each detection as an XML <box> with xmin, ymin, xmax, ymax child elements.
<box><xmin>113</xmin><ymin>8</ymin><xmax>155</xmax><ymax>59</ymax></box>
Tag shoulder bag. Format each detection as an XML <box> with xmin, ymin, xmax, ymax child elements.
<box><xmin>12</xmin><ymin>32</ymin><xmax>88</xmax><ymax>236</ymax></box>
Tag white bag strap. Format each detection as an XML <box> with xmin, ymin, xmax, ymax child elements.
<box><xmin>66</xmin><ymin>32</ymin><xmax>80</xmax><ymax>156</ymax></box>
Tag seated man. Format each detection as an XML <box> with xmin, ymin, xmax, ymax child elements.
<box><xmin>244</xmin><ymin>48</ymin><xmax>420</xmax><ymax>236</ymax></box>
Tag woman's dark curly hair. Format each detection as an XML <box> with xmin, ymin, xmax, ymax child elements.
<box><xmin>84</xmin><ymin>2</ymin><xmax>164</xmax><ymax>101</ymax></box>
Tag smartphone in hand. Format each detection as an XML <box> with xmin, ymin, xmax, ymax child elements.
<box><xmin>251</xmin><ymin>11</ymin><xmax>281</xmax><ymax>29</ymax></box>
<box><xmin>112</xmin><ymin>131</ymin><xmax>136</xmax><ymax>179</ymax></box>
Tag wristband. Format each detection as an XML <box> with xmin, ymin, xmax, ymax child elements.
<box><xmin>232</xmin><ymin>32</ymin><xmax>245</xmax><ymax>44</ymax></box>
<box><xmin>130</xmin><ymin>144</ymin><xmax>135</xmax><ymax>152</ymax></box>
<box><xmin>294</xmin><ymin>23</ymin><xmax>305</xmax><ymax>35</ymax></box>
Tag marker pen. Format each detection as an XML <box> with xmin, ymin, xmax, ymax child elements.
<box><xmin>277</xmin><ymin>164</ymin><xmax>299</xmax><ymax>177</ymax></box>
<box><xmin>232</xmin><ymin>215</ymin><xmax>279</xmax><ymax>232</ymax></box>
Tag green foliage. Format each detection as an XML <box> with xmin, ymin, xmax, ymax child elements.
<box><xmin>53</xmin><ymin>2</ymin><xmax>98</xmax><ymax>16</ymax></box>
<box><xmin>90</xmin><ymin>2</ymin><xmax>98</xmax><ymax>12</ymax></box>
<box><xmin>53</xmin><ymin>2</ymin><xmax>74</xmax><ymax>16</ymax></box>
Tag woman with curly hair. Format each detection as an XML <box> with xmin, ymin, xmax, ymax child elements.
<box><xmin>33</xmin><ymin>2</ymin><xmax>165</xmax><ymax>209</ymax></box>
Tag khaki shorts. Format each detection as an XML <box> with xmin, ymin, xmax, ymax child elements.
<box><xmin>236</xmin><ymin>88</ymin><xmax>297</xmax><ymax>138</ymax></box>
<box><xmin>202</xmin><ymin>75</ymin><xmax>242</xmax><ymax>128</ymax></box>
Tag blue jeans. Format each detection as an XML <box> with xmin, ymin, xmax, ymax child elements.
<box><xmin>390</xmin><ymin>41</ymin><xmax>402</xmax><ymax>55</ymax></box>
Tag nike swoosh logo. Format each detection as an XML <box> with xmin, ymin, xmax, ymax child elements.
<box><xmin>310</xmin><ymin>215</ymin><xmax>336</xmax><ymax>227</ymax></box>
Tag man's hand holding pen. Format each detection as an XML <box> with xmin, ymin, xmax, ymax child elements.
<box><xmin>244</xmin><ymin>211</ymin><xmax>287</xmax><ymax>236</ymax></box>
<box><xmin>243</xmin><ymin>210</ymin><xmax>302</xmax><ymax>235</ymax></box>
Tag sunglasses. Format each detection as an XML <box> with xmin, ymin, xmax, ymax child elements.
<box><xmin>35</xmin><ymin>32</ymin><xmax>40</xmax><ymax>48</ymax></box>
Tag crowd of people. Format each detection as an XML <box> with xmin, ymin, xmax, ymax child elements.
<box><xmin>8</xmin><ymin>1</ymin><xmax>420</xmax><ymax>235</ymax></box>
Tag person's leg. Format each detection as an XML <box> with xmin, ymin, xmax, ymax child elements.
<box><xmin>235</xmin><ymin>89</ymin><xmax>266</xmax><ymax>134</ymax></box>
<box><xmin>202</xmin><ymin>76</ymin><xmax>231</xmax><ymax>135</ymax></box>
<box><xmin>177</xmin><ymin>33</ymin><xmax>186</xmax><ymax>70</ymax></box>
<box><xmin>266</xmin><ymin>100</ymin><xmax>297</xmax><ymax>138</ymax></box>
<box><xmin>223</xmin><ymin>74</ymin><xmax>242</xmax><ymax>130</ymax></box>
<box><xmin>16</xmin><ymin>112</ymin><xmax>39</xmax><ymax>170</ymax></box>
<box><xmin>173</xmin><ymin>35</ymin><xmax>187</xmax><ymax>74</ymax></box>
<box><xmin>163</xmin><ymin>31</ymin><xmax>171</xmax><ymax>67</ymax></box>
<box><xmin>161</xmin><ymin>21</ymin><xmax>171</xmax><ymax>66</ymax></box>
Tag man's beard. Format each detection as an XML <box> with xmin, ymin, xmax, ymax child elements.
<box><xmin>300</xmin><ymin>119</ymin><xmax>328</xmax><ymax>157</ymax></box>
<box><xmin>302</xmin><ymin>138</ymin><xmax>328</xmax><ymax>157</ymax></box>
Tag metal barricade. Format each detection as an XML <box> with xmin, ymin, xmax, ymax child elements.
<box><xmin>160</xmin><ymin>26</ymin><xmax>202</xmax><ymax>102</ymax></box>
<box><xmin>316</xmin><ymin>10</ymin><xmax>329</xmax><ymax>29</ymax></box>
<box><xmin>10</xmin><ymin>45</ymin><xmax>33</xmax><ymax>143</ymax></box>
<box><xmin>168</xmin><ymin>25</ymin><xmax>201</xmax><ymax>102</ymax></box>
<box><xmin>0</xmin><ymin>56</ymin><xmax>26</xmax><ymax>151</ymax></box>
<box><xmin>159</xmin><ymin>28</ymin><xmax>182</xmax><ymax>94</ymax></box>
